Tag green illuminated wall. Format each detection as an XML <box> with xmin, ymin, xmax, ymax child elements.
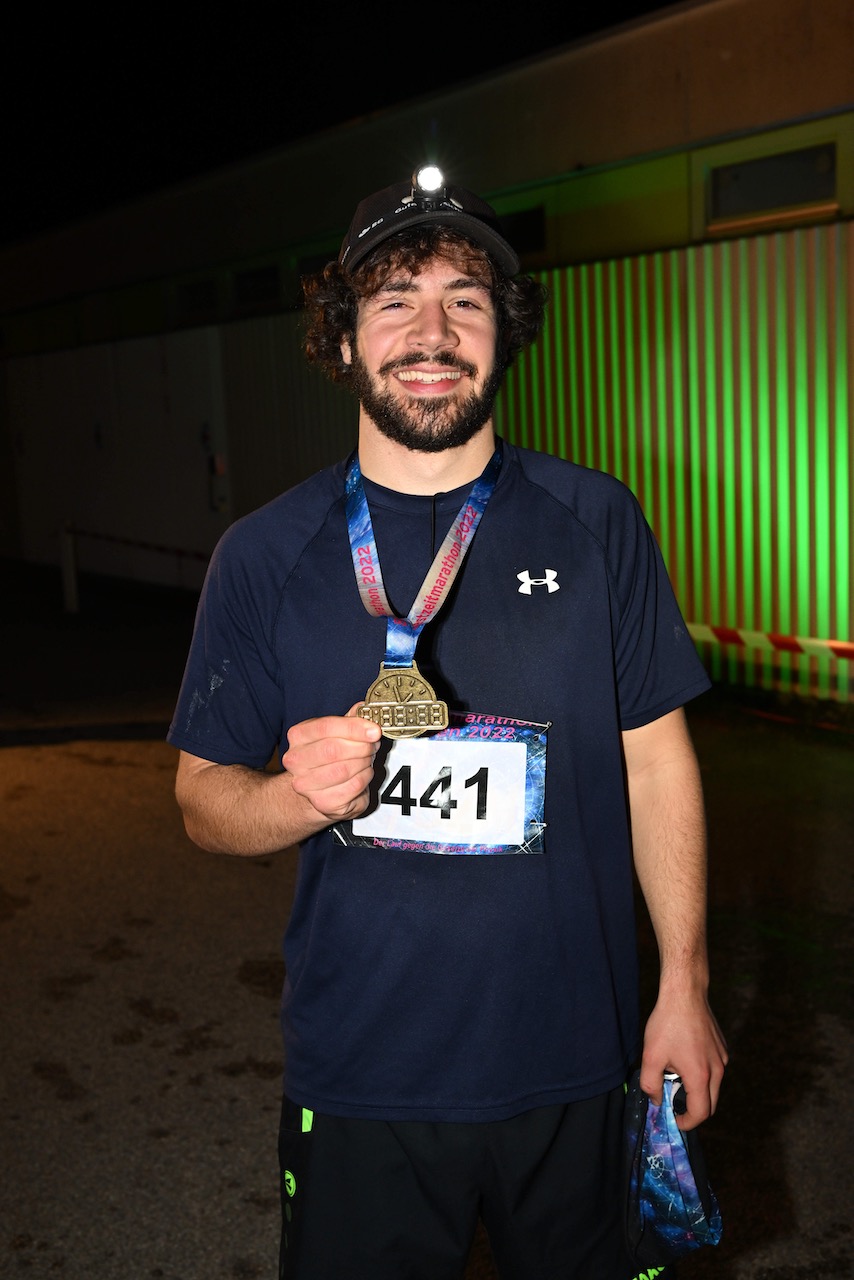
<box><xmin>495</xmin><ymin>222</ymin><xmax>853</xmax><ymax>700</ymax></box>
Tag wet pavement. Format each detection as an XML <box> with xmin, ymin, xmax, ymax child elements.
<box><xmin>1</xmin><ymin>560</ymin><xmax>852</xmax><ymax>1279</ymax></box>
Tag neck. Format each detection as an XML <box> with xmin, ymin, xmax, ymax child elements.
<box><xmin>356</xmin><ymin>417</ymin><xmax>497</xmax><ymax>495</ymax></box>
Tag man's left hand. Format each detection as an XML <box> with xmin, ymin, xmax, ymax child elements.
<box><xmin>640</xmin><ymin>984</ymin><xmax>728</xmax><ymax>1130</ymax></box>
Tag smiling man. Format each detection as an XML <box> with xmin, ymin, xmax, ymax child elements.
<box><xmin>169</xmin><ymin>168</ymin><xmax>727</xmax><ymax>1280</ymax></box>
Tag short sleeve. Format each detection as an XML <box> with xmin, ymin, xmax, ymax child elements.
<box><xmin>608</xmin><ymin>494</ymin><xmax>710</xmax><ymax>729</ymax></box>
<box><xmin>167</xmin><ymin>525</ymin><xmax>286</xmax><ymax>768</ymax></box>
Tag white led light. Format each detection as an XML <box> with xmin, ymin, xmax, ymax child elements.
<box><xmin>415</xmin><ymin>165</ymin><xmax>444</xmax><ymax>193</ymax></box>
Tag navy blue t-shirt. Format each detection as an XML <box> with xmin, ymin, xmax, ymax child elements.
<box><xmin>168</xmin><ymin>440</ymin><xmax>711</xmax><ymax>1121</ymax></box>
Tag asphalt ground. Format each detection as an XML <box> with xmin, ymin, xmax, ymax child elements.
<box><xmin>1</xmin><ymin>559</ymin><xmax>852</xmax><ymax>1279</ymax></box>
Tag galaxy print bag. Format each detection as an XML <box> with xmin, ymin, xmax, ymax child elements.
<box><xmin>624</xmin><ymin>1069</ymin><xmax>723</xmax><ymax>1265</ymax></box>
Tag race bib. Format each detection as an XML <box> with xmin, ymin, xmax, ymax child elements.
<box><xmin>335</xmin><ymin>713</ymin><xmax>548</xmax><ymax>855</ymax></box>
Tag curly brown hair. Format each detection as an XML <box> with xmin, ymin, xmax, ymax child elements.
<box><xmin>302</xmin><ymin>226</ymin><xmax>548</xmax><ymax>385</ymax></box>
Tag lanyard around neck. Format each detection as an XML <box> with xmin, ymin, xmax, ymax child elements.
<box><xmin>344</xmin><ymin>449</ymin><xmax>502</xmax><ymax>668</ymax></box>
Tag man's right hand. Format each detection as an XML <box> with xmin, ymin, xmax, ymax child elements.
<box><xmin>282</xmin><ymin>707</ymin><xmax>382</xmax><ymax>826</ymax></box>
<box><xmin>175</xmin><ymin>707</ymin><xmax>381</xmax><ymax>856</ymax></box>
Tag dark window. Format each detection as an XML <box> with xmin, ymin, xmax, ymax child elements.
<box><xmin>711</xmin><ymin>145</ymin><xmax>836</xmax><ymax>219</ymax></box>
<box><xmin>178</xmin><ymin>277</ymin><xmax>218</xmax><ymax>318</ymax></box>
<box><xmin>233</xmin><ymin>265</ymin><xmax>281</xmax><ymax>308</ymax></box>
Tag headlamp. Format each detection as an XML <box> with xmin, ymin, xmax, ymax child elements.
<box><xmin>410</xmin><ymin>165</ymin><xmax>461</xmax><ymax>212</ymax></box>
<box><xmin>414</xmin><ymin>165</ymin><xmax>444</xmax><ymax>196</ymax></box>
<box><xmin>338</xmin><ymin>167</ymin><xmax>520</xmax><ymax>275</ymax></box>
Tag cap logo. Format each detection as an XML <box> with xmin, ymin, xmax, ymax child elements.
<box><xmin>357</xmin><ymin>217</ymin><xmax>385</xmax><ymax>242</ymax></box>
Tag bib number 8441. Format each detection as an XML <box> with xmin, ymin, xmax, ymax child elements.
<box><xmin>352</xmin><ymin>739</ymin><xmax>527</xmax><ymax>847</ymax></box>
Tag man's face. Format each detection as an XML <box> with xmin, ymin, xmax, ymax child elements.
<box><xmin>341</xmin><ymin>255</ymin><xmax>502</xmax><ymax>454</ymax></box>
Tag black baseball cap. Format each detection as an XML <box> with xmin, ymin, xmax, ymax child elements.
<box><xmin>338</xmin><ymin>167</ymin><xmax>520</xmax><ymax>276</ymax></box>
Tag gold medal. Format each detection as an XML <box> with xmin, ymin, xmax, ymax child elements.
<box><xmin>358</xmin><ymin>662</ymin><xmax>449</xmax><ymax>739</ymax></box>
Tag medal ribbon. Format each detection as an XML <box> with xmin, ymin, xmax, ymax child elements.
<box><xmin>345</xmin><ymin>449</ymin><xmax>501</xmax><ymax>667</ymax></box>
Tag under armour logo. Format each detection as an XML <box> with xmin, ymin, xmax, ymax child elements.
<box><xmin>517</xmin><ymin>569</ymin><xmax>560</xmax><ymax>594</ymax></box>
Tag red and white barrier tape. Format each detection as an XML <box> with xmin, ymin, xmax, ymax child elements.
<box><xmin>689</xmin><ymin>623</ymin><xmax>854</xmax><ymax>662</ymax></box>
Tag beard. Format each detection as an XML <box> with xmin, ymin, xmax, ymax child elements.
<box><xmin>348</xmin><ymin>348</ymin><xmax>504</xmax><ymax>454</ymax></box>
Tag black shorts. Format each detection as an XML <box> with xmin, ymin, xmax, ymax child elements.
<box><xmin>277</xmin><ymin>1088</ymin><xmax>672</xmax><ymax>1280</ymax></box>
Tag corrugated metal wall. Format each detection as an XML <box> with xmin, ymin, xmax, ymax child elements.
<box><xmin>495</xmin><ymin>222</ymin><xmax>853</xmax><ymax>701</ymax></box>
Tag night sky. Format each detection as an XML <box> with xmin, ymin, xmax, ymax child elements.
<box><xmin>4</xmin><ymin>2</ymin><xmax>666</xmax><ymax>248</ymax></box>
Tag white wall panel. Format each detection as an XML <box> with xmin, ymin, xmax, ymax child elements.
<box><xmin>220</xmin><ymin>313</ymin><xmax>355</xmax><ymax>520</ymax></box>
<box><xmin>7</xmin><ymin>330</ymin><xmax>230</xmax><ymax>589</ymax></box>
